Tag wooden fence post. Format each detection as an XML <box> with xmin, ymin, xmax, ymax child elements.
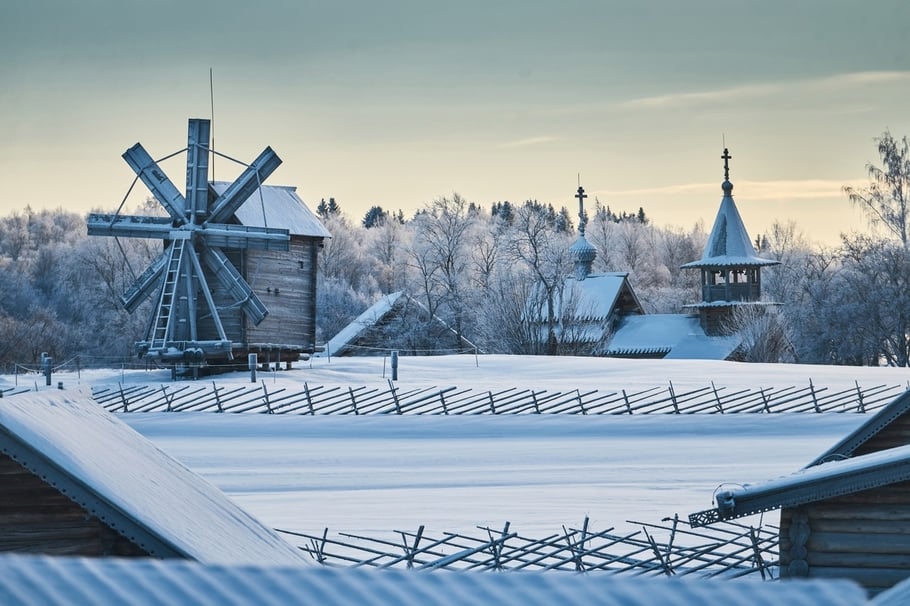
<box><xmin>711</xmin><ymin>381</ymin><xmax>724</xmax><ymax>414</ymax></box>
<box><xmin>576</xmin><ymin>389</ymin><xmax>586</xmax><ymax>415</ymax></box>
<box><xmin>389</xmin><ymin>379</ymin><xmax>402</xmax><ymax>414</ymax></box>
<box><xmin>212</xmin><ymin>381</ymin><xmax>223</xmax><ymax>413</ymax></box>
<box><xmin>304</xmin><ymin>382</ymin><xmax>315</xmax><ymax>415</ymax></box>
<box><xmin>809</xmin><ymin>379</ymin><xmax>820</xmax><ymax>413</ymax></box>
<box><xmin>855</xmin><ymin>380</ymin><xmax>865</xmax><ymax>413</ymax></box>
<box><xmin>263</xmin><ymin>384</ymin><xmax>273</xmax><ymax>414</ymax></box>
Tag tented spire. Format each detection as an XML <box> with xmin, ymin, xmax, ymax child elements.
<box><xmin>682</xmin><ymin>148</ymin><xmax>776</xmax><ymax>269</ymax></box>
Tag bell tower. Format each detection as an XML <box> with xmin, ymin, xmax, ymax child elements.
<box><xmin>681</xmin><ymin>148</ymin><xmax>779</xmax><ymax>335</ymax></box>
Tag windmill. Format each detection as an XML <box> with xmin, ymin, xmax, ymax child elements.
<box><xmin>87</xmin><ymin>118</ymin><xmax>292</xmax><ymax>365</ymax></box>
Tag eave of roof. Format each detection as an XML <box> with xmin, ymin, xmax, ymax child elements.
<box><xmin>807</xmin><ymin>389</ymin><xmax>910</xmax><ymax>468</ymax></box>
<box><xmin>689</xmin><ymin>443</ymin><xmax>910</xmax><ymax>527</ymax></box>
<box><xmin>681</xmin><ymin>185</ymin><xmax>777</xmax><ymax>270</ymax></box>
<box><xmin>211</xmin><ymin>182</ymin><xmax>332</xmax><ymax>238</ymax></box>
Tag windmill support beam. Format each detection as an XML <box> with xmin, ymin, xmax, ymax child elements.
<box><xmin>87</xmin><ymin>214</ymin><xmax>173</xmax><ymax>239</ymax></box>
<box><xmin>200</xmin><ymin>225</ymin><xmax>289</xmax><ymax>251</ymax></box>
<box><xmin>186</xmin><ymin>243</ymin><xmax>230</xmax><ymax>348</ymax></box>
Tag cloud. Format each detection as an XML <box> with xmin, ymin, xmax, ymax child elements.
<box><xmin>599</xmin><ymin>178</ymin><xmax>869</xmax><ymax>201</ymax></box>
<box><xmin>498</xmin><ymin>136</ymin><xmax>559</xmax><ymax>149</ymax></box>
<box><xmin>617</xmin><ymin>70</ymin><xmax>910</xmax><ymax>111</ymax></box>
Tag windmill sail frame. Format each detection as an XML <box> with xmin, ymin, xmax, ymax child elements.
<box><xmin>86</xmin><ymin>117</ymin><xmax>318</xmax><ymax>368</ymax></box>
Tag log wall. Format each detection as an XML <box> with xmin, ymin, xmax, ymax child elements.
<box><xmin>780</xmin><ymin>481</ymin><xmax>910</xmax><ymax>595</ymax></box>
<box><xmin>244</xmin><ymin>237</ymin><xmax>320</xmax><ymax>352</ymax></box>
<box><xmin>855</xmin><ymin>413</ymin><xmax>910</xmax><ymax>455</ymax></box>
<box><xmin>200</xmin><ymin>248</ymin><xmax>245</xmax><ymax>343</ymax></box>
<box><xmin>0</xmin><ymin>454</ymin><xmax>148</xmax><ymax>557</ymax></box>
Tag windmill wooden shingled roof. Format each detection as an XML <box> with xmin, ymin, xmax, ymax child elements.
<box><xmin>0</xmin><ymin>389</ymin><xmax>310</xmax><ymax>566</ymax></box>
<box><xmin>212</xmin><ymin>182</ymin><xmax>331</xmax><ymax>238</ymax></box>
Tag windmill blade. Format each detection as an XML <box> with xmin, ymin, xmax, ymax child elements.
<box><xmin>87</xmin><ymin>213</ymin><xmax>173</xmax><ymax>239</ymax></box>
<box><xmin>206</xmin><ymin>146</ymin><xmax>282</xmax><ymax>224</ymax></box>
<box><xmin>201</xmin><ymin>222</ymin><xmax>290</xmax><ymax>251</ymax></box>
<box><xmin>185</xmin><ymin>119</ymin><xmax>211</xmax><ymax>221</ymax></box>
<box><xmin>122</xmin><ymin>143</ymin><xmax>187</xmax><ymax>221</ymax></box>
<box><xmin>121</xmin><ymin>249</ymin><xmax>169</xmax><ymax>312</ymax></box>
<box><xmin>199</xmin><ymin>243</ymin><xmax>269</xmax><ymax>326</ymax></box>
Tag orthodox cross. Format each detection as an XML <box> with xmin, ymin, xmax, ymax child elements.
<box><xmin>721</xmin><ymin>148</ymin><xmax>732</xmax><ymax>181</ymax></box>
<box><xmin>575</xmin><ymin>185</ymin><xmax>588</xmax><ymax>235</ymax></box>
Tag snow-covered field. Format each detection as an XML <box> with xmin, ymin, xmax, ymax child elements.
<box><xmin>5</xmin><ymin>356</ymin><xmax>910</xmax><ymax>538</ymax></box>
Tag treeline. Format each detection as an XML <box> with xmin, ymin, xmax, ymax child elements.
<box><xmin>0</xmin><ymin>206</ymin><xmax>157</xmax><ymax>370</ymax></box>
<box><xmin>2</xmin><ymin>129</ymin><xmax>909</xmax><ymax>368</ymax></box>
<box><xmin>316</xmin><ymin>195</ymin><xmax>910</xmax><ymax>366</ymax></box>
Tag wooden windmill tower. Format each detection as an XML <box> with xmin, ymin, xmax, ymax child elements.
<box><xmin>88</xmin><ymin>118</ymin><xmax>329</xmax><ymax>369</ymax></box>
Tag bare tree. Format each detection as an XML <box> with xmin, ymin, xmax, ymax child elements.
<box><xmin>409</xmin><ymin>194</ymin><xmax>478</xmax><ymax>346</ymax></box>
<box><xmin>722</xmin><ymin>304</ymin><xmax>793</xmax><ymax>363</ymax></box>
<box><xmin>509</xmin><ymin>202</ymin><xmax>572</xmax><ymax>354</ymax></box>
<box><xmin>844</xmin><ymin>130</ymin><xmax>910</xmax><ymax>248</ymax></box>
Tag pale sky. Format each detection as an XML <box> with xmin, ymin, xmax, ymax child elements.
<box><xmin>2</xmin><ymin>1</ymin><xmax>909</xmax><ymax>246</ymax></box>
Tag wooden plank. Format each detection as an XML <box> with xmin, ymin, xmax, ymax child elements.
<box><xmin>808</xmin><ymin>518</ymin><xmax>910</xmax><ymax>534</ymax></box>
<box><xmin>808</xmin><ymin>551</ymin><xmax>910</xmax><ymax>569</ymax></box>
<box><xmin>807</xmin><ymin>531</ymin><xmax>910</xmax><ymax>554</ymax></box>
<box><xmin>807</xmin><ymin>564</ymin><xmax>910</xmax><ymax>589</ymax></box>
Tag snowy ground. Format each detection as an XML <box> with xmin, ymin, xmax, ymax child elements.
<box><xmin>4</xmin><ymin>356</ymin><xmax>910</xmax><ymax>538</ymax></box>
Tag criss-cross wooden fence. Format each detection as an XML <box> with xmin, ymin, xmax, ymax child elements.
<box><xmin>90</xmin><ymin>379</ymin><xmax>905</xmax><ymax>415</ymax></box>
<box><xmin>277</xmin><ymin>515</ymin><xmax>778</xmax><ymax>578</ymax></box>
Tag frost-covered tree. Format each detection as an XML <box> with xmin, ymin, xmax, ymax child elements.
<box><xmin>509</xmin><ymin>201</ymin><xmax>572</xmax><ymax>354</ymax></box>
<box><xmin>408</xmin><ymin>194</ymin><xmax>478</xmax><ymax>348</ymax></box>
<box><xmin>844</xmin><ymin>130</ymin><xmax>910</xmax><ymax>248</ymax></box>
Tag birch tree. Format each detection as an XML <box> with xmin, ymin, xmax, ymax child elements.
<box><xmin>844</xmin><ymin>130</ymin><xmax>910</xmax><ymax>248</ymax></box>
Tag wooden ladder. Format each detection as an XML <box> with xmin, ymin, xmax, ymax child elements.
<box><xmin>149</xmin><ymin>238</ymin><xmax>186</xmax><ymax>350</ymax></box>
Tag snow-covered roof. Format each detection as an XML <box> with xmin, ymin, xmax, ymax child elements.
<box><xmin>322</xmin><ymin>292</ymin><xmax>406</xmax><ymax>357</ymax></box>
<box><xmin>211</xmin><ymin>181</ymin><xmax>332</xmax><ymax>238</ymax></box>
<box><xmin>529</xmin><ymin>273</ymin><xmax>642</xmax><ymax>323</ymax></box>
<box><xmin>664</xmin><ymin>334</ymin><xmax>741</xmax><ymax>360</ymax></box>
<box><xmin>808</xmin><ymin>389</ymin><xmax>910</xmax><ymax>468</ymax></box>
<box><xmin>681</xmin><ymin>182</ymin><xmax>778</xmax><ymax>269</ymax></box>
<box><xmin>606</xmin><ymin>314</ymin><xmax>739</xmax><ymax>360</ymax></box>
<box><xmin>0</xmin><ymin>554</ymin><xmax>868</xmax><ymax>606</ymax></box>
<box><xmin>689</xmin><ymin>442</ymin><xmax>910</xmax><ymax>527</ymax></box>
<box><xmin>560</xmin><ymin>273</ymin><xmax>641</xmax><ymax>319</ymax></box>
<box><xmin>0</xmin><ymin>390</ymin><xmax>310</xmax><ymax>566</ymax></box>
